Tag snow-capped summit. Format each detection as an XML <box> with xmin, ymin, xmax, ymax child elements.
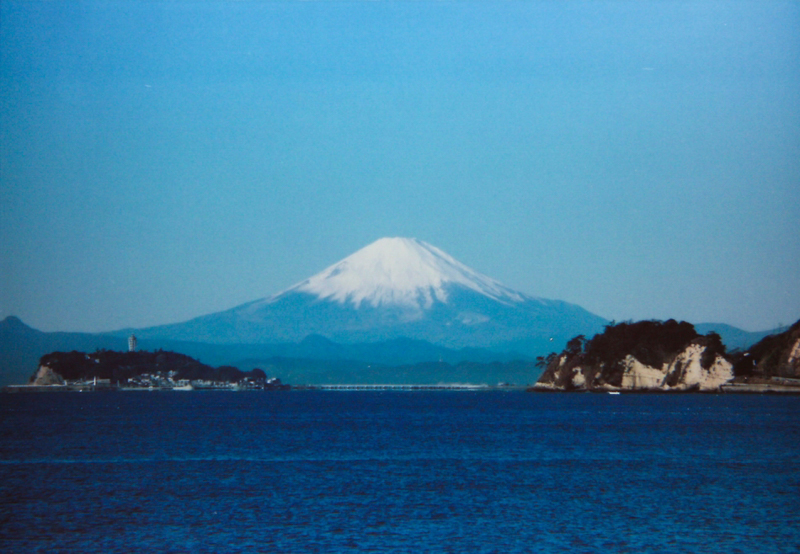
<box><xmin>131</xmin><ymin>237</ymin><xmax>607</xmax><ymax>353</ymax></box>
<box><xmin>281</xmin><ymin>237</ymin><xmax>525</xmax><ymax>310</ymax></box>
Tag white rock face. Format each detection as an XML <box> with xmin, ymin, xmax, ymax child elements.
<box><xmin>788</xmin><ymin>338</ymin><xmax>800</xmax><ymax>366</ymax></box>
<box><xmin>702</xmin><ymin>355</ymin><xmax>736</xmax><ymax>390</ymax></box>
<box><xmin>32</xmin><ymin>365</ymin><xmax>65</xmax><ymax>386</ymax></box>
<box><xmin>621</xmin><ymin>355</ymin><xmax>667</xmax><ymax>389</ymax></box>
<box><xmin>667</xmin><ymin>343</ymin><xmax>733</xmax><ymax>391</ymax></box>
<box><xmin>279</xmin><ymin>237</ymin><xmax>527</xmax><ymax>310</ymax></box>
<box><xmin>618</xmin><ymin>343</ymin><xmax>734</xmax><ymax>391</ymax></box>
<box><xmin>675</xmin><ymin>343</ymin><xmax>707</xmax><ymax>388</ymax></box>
<box><xmin>571</xmin><ymin>366</ymin><xmax>586</xmax><ymax>388</ymax></box>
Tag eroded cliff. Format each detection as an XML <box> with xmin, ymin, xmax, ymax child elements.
<box><xmin>534</xmin><ymin>320</ymin><xmax>733</xmax><ymax>392</ymax></box>
<box><xmin>732</xmin><ymin>319</ymin><xmax>800</xmax><ymax>380</ymax></box>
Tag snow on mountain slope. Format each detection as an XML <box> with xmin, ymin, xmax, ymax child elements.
<box><xmin>127</xmin><ymin>237</ymin><xmax>608</xmax><ymax>352</ymax></box>
<box><xmin>276</xmin><ymin>237</ymin><xmax>525</xmax><ymax>310</ymax></box>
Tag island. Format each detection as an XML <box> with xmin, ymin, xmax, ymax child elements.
<box><xmin>4</xmin><ymin>349</ymin><xmax>289</xmax><ymax>392</ymax></box>
<box><xmin>531</xmin><ymin>318</ymin><xmax>800</xmax><ymax>393</ymax></box>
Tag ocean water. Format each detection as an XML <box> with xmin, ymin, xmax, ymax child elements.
<box><xmin>1</xmin><ymin>391</ymin><xmax>798</xmax><ymax>553</ymax></box>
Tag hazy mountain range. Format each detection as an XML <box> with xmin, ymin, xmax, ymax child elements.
<box><xmin>0</xmin><ymin>238</ymin><xmax>788</xmax><ymax>386</ymax></box>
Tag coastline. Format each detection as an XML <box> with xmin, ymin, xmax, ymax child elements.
<box><xmin>528</xmin><ymin>380</ymin><xmax>800</xmax><ymax>394</ymax></box>
<box><xmin>1</xmin><ymin>383</ymin><xmax>286</xmax><ymax>393</ymax></box>
<box><xmin>5</xmin><ymin>382</ymin><xmax>800</xmax><ymax>394</ymax></box>
<box><xmin>720</xmin><ymin>382</ymin><xmax>800</xmax><ymax>394</ymax></box>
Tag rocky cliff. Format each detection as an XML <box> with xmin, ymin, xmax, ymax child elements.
<box><xmin>31</xmin><ymin>365</ymin><xmax>66</xmax><ymax>386</ymax></box>
<box><xmin>533</xmin><ymin>320</ymin><xmax>733</xmax><ymax>392</ymax></box>
<box><xmin>732</xmin><ymin>319</ymin><xmax>800</xmax><ymax>380</ymax></box>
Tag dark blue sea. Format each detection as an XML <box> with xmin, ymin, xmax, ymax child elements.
<box><xmin>1</xmin><ymin>391</ymin><xmax>798</xmax><ymax>553</ymax></box>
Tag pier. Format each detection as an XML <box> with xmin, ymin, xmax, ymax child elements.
<box><xmin>313</xmin><ymin>384</ymin><xmax>491</xmax><ymax>391</ymax></box>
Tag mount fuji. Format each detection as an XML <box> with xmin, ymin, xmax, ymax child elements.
<box><xmin>129</xmin><ymin>238</ymin><xmax>607</xmax><ymax>354</ymax></box>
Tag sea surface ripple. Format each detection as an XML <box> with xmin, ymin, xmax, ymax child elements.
<box><xmin>1</xmin><ymin>391</ymin><xmax>798</xmax><ymax>553</ymax></box>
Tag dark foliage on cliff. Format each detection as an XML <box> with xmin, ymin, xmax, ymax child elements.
<box><xmin>34</xmin><ymin>349</ymin><xmax>267</xmax><ymax>385</ymax></box>
<box><xmin>732</xmin><ymin>319</ymin><xmax>800</xmax><ymax>379</ymax></box>
<box><xmin>537</xmin><ymin>320</ymin><xmax>728</xmax><ymax>389</ymax></box>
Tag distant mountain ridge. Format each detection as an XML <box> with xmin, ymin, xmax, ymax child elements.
<box><xmin>694</xmin><ymin>322</ymin><xmax>790</xmax><ymax>351</ymax></box>
<box><xmin>0</xmin><ymin>315</ymin><xmax>790</xmax><ymax>387</ymax></box>
<box><xmin>0</xmin><ymin>316</ymin><xmax>531</xmax><ymax>387</ymax></box>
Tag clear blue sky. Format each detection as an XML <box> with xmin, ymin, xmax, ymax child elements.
<box><xmin>1</xmin><ymin>1</ymin><xmax>798</xmax><ymax>334</ymax></box>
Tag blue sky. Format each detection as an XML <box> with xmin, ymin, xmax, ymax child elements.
<box><xmin>1</xmin><ymin>1</ymin><xmax>798</xmax><ymax>333</ymax></box>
